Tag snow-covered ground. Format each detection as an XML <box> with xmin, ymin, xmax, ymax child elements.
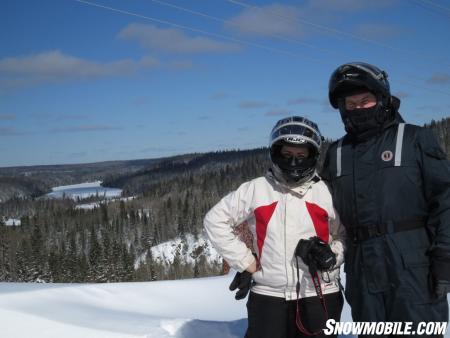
<box><xmin>75</xmin><ymin>202</ymin><xmax>100</xmax><ymax>210</ymax></box>
<box><xmin>46</xmin><ymin>181</ymin><xmax>122</xmax><ymax>200</ymax></box>
<box><xmin>148</xmin><ymin>234</ymin><xmax>222</xmax><ymax>266</ymax></box>
<box><xmin>0</xmin><ymin>273</ymin><xmax>448</xmax><ymax>338</ymax></box>
<box><xmin>0</xmin><ymin>273</ymin><xmax>247</xmax><ymax>338</ymax></box>
<box><xmin>4</xmin><ymin>218</ymin><xmax>21</xmax><ymax>226</ymax></box>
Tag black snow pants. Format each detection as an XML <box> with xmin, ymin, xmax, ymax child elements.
<box><xmin>245</xmin><ymin>290</ymin><xmax>343</xmax><ymax>338</ymax></box>
<box><xmin>345</xmin><ymin>228</ymin><xmax>449</xmax><ymax>338</ymax></box>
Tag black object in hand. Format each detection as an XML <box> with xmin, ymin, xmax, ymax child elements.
<box><xmin>229</xmin><ymin>271</ymin><xmax>253</xmax><ymax>300</ymax></box>
<box><xmin>433</xmin><ymin>279</ymin><xmax>450</xmax><ymax>299</ymax></box>
<box><xmin>295</xmin><ymin>236</ymin><xmax>336</xmax><ymax>272</ymax></box>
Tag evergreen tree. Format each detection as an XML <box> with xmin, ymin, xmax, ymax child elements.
<box><xmin>87</xmin><ymin>228</ymin><xmax>103</xmax><ymax>282</ymax></box>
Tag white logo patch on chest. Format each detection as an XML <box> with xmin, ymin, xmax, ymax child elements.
<box><xmin>381</xmin><ymin>150</ymin><xmax>393</xmax><ymax>162</ymax></box>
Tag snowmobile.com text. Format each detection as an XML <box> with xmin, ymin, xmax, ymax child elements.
<box><xmin>323</xmin><ymin>320</ymin><xmax>448</xmax><ymax>336</ymax></box>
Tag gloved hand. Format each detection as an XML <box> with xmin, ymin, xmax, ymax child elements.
<box><xmin>229</xmin><ymin>271</ymin><xmax>253</xmax><ymax>300</ymax></box>
<box><xmin>429</xmin><ymin>248</ymin><xmax>450</xmax><ymax>299</ymax></box>
<box><xmin>295</xmin><ymin>236</ymin><xmax>336</xmax><ymax>273</ymax></box>
<box><xmin>434</xmin><ymin>279</ymin><xmax>450</xmax><ymax>298</ymax></box>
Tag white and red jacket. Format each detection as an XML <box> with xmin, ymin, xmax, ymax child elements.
<box><xmin>204</xmin><ymin>172</ymin><xmax>345</xmax><ymax>300</ymax></box>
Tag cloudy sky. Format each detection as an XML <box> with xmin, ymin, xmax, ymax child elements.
<box><xmin>1</xmin><ymin>0</ymin><xmax>450</xmax><ymax>167</ymax></box>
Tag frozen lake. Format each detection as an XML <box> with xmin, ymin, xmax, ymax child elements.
<box><xmin>45</xmin><ymin>181</ymin><xmax>122</xmax><ymax>200</ymax></box>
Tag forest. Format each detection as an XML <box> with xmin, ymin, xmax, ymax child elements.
<box><xmin>0</xmin><ymin>117</ymin><xmax>448</xmax><ymax>283</ymax></box>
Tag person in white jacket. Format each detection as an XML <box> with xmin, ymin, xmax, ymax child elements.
<box><xmin>204</xmin><ymin>116</ymin><xmax>345</xmax><ymax>338</ymax></box>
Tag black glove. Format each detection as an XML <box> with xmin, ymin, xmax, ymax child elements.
<box><xmin>429</xmin><ymin>248</ymin><xmax>450</xmax><ymax>298</ymax></box>
<box><xmin>434</xmin><ymin>279</ymin><xmax>450</xmax><ymax>298</ymax></box>
<box><xmin>295</xmin><ymin>236</ymin><xmax>336</xmax><ymax>274</ymax></box>
<box><xmin>229</xmin><ymin>271</ymin><xmax>253</xmax><ymax>300</ymax></box>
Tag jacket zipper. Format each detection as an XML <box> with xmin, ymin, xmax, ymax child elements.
<box><xmin>284</xmin><ymin>193</ymin><xmax>290</xmax><ymax>297</ymax></box>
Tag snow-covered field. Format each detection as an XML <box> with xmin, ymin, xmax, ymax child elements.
<box><xmin>0</xmin><ymin>273</ymin><xmax>448</xmax><ymax>338</ymax></box>
<box><xmin>0</xmin><ymin>274</ymin><xmax>247</xmax><ymax>338</ymax></box>
<box><xmin>46</xmin><ymin>181</ymin><xmax>122</xmax><ymax>200</ymax></box>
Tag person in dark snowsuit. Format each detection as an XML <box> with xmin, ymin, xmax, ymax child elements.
<box><xmin>321</xmin><ymin>62</ymin><xmax>450</xmax><ymax>337</ymax></box>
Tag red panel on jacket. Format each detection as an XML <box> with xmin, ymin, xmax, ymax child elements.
<box><xmin>254</xmin><ymin>201</ymin><xmax>278</xmax><ymax>259</ymax></box>
<box><xmin>305</xmin><ymin>202</ymin><xmax>329</xmax><ymax>243</ymax></box>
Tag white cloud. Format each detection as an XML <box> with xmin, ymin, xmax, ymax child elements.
<box><xmin>210</xmin><ymin>92</ymin><xmax>229</xmax><ymax>100</ymax></box>
<box><xmin>393</xmin><ymin>91</ymin><xmax>409</xmax><ymax>99</ymax></box>
<box><xmin>118</xmin><ymin>23</ymin><xmax>240</xmax><ymax>53</ymax></box>
<box><xmin>305</xmin><ymin>0</ymin><xmax>397</xmax><ymax>12</ymax></box>
<box><xmin>226</xmin><ymin>4</ymin><xmax>305</xmax><ymax>38</ymax></box>
<box><xmin>427</xmin><ymin>73</ymin><xmax>450</xmax><ymax>85</ymax></box>
<box><xmin>50</xmin><ymin>125</ymin><xmax>124</xmax><ymax>133</ymax></box>
<box><xmin>239</xmin><ymin>100</ymin><xmax>270</xmax><ymax>109</ymax></box>
<box><xmin>265</xmin><ymin>108</ymin><xmax>292</xmax><ymax>116</ymax></box>
<box><xmin>0</xmin><ymin>127</ymin><xmax>24</xmax><ymax>136</ymax></box>
<box><xmin>132</xmin><ymin>96</ymin><xmax>151</xmax><ymax>107</ymax></box>
<box><xmin>167</xmin><ymin>60</ymin><xmax>194</xmax><ymax>70</ymax></box>
<box><xmin>297</xmin><ymin>0</ymin><xmax>399</xmax><ymax>34</ymax></box>
<box><xmin>0</xmin><ymin>50</ymin><xmax>158</xmax><ymax>88</ymax></box>
<box><xmin>354</xmin><ymin>23</ymin><xmax>402</xmax><ymax>40</ymax></box>
<box><xmin>287</xmin><ymin>97</ymin><xmax>319</xmax><ymax>105</ymax></box>
<box><xmin>69</xmin><ymin>152</ymin><xmax>87</xmax><ymax>158</ymax></box>
<box><xmin>0</xmin><ymin>114</ymin><xmax>16</xmax><ymax>121</ymax></box>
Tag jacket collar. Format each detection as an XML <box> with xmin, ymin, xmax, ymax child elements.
<box><xmin>266</xmin><ymin>169</ymin><xmax>319</xmax><ymax>197</ymax></box>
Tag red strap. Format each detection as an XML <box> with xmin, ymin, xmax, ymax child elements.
<box><xmin>295</xmin><ymin>271</ymin><xmax>329</xmax><ymax>336</ymax></box>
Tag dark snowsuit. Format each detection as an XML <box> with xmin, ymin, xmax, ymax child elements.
<box><xmin>321</xmin><ymin>114</ymin><xmax>450</xmax><ymax>336</ymax></box>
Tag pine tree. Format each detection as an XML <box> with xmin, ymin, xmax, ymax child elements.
<box><xmin>87</xmin><ymin>228</ymin><xmax>103</xmax><ymax>282</ymax></box>
<box><xmin>0</xmin><ymin>227</ymin><xmax>11</xmax><ymax>281</ymax></box>
<box><xmin>30</xmin><ymin>224</ymin><xmax>48</xmax><ymax>281</ymax></box>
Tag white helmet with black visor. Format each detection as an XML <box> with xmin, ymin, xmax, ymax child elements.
<box><xmin>269</xmin><ymin>116</ymin><xmax>323</xmax><ymax>184</ymax></box>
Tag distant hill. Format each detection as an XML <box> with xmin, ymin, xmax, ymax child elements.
<box><xmin>0</xmin><ymin>117</ymin><xmax>448</xmax><ymax>203</ymax></box>
<box><xmin>102</xmin><ymin>148</ymin><xmax>269</xmax><ymax>196</ymax></box>
<box><xmin>0</xmin><ymin>158</ymin><xmax>161</xmax><ymax>202</ymax></box>
<box><xmin>0</xmin><ymin>176</ymin><xmax>49</xmax><ymax>203</ymax></box>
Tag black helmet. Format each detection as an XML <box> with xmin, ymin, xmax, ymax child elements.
<box><xmin>269</xmin><ymin>116</ymin><xmax>323</xmax><ymax>184</ymax></box>
<box><xmin>329</xmin><ymin>62</ymin><xmax>390</xmax><ymax>108</ymax></box>
<box><xmin>328</xmin><ymin>62</ymin><xmax>397</xmax><ymax>139</ymax></box>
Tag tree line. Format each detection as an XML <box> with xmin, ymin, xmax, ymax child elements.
<box><xmin>0</xmin><ymin>117</ymin><xmax>448</xmax><ymax>283</ymax></box>
<box><xmin>0</xmin><ymin>150</ymin><xmax>268</xmax><ymax>283</ymax></box>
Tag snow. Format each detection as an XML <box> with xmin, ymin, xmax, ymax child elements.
<box><xmin>51</xmin><ymin>181</ymin><xmax>104</xmax><ymax>191</ymax></box>
<box><xmin>4</xmin><ymin>218</ymin><xmax>21</xmax><ymax>226</ymax></box>
<box><xmin>75</xmin><ymin>202</ymin><xmax>100</xmax><ymax>210</ymax></box>
<box><xmin>74</xmin><ymin>195</ymin><xmax>137</xmax><ymax>210</ymax></box>
<box><xmin>0</xmin><ymin>273</ymin><xmax>448</xmax><ymax>338</ymax></box>
<box><xmin>46</xmin><ymin>181</ymin><xmax>122</xmax><ymax>200</ymax></box>
<box><xmin>149</xmin><ymin>234</ymin><xmax>222</xmax><ymax>267</ymax></box>
<box><xmin>0</xmin><ymin>274</ymin><xmax>246</xmax><ymax>338</ymax></box>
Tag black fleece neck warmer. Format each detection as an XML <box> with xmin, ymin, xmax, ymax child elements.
<box><xmin>339</xmin><ymin>96</ymin><xmax>399</xmax><ymax>142</ymax></box>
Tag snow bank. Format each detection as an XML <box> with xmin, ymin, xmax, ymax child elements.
<box><xmin>0</xmin><ymin>274</ymin><xmax>246</xmax><ymax>338</ymax></box>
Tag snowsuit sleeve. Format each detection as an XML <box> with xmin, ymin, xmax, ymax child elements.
<box><xmin>319</xmin><ymin>146</ymin><xmax>333</xmax><ymax>184</ymax></box>
<box><xmin>203</xmin><ymin>181</ymin><xmax>256</xmax><ymax>272</ymax></box>
<box><xmin>329</xmin><ymin>207</ymin><xmax>346</xmax><ymax>268</ymax></box>
<box><xmin>417</xmin><ymin>128</ymin><xmax>450</xmax><ymax>281</ymax></box>
<box><xmin>319</xmin><ymin>177</ymin><xmax>346</xmax><ymax>268</ymax></box>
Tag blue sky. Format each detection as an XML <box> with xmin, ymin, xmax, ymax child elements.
<box><xmin>1</xmin><ymin>0</ymin><xmax>449</xmax><ymax>167</ymax></box>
